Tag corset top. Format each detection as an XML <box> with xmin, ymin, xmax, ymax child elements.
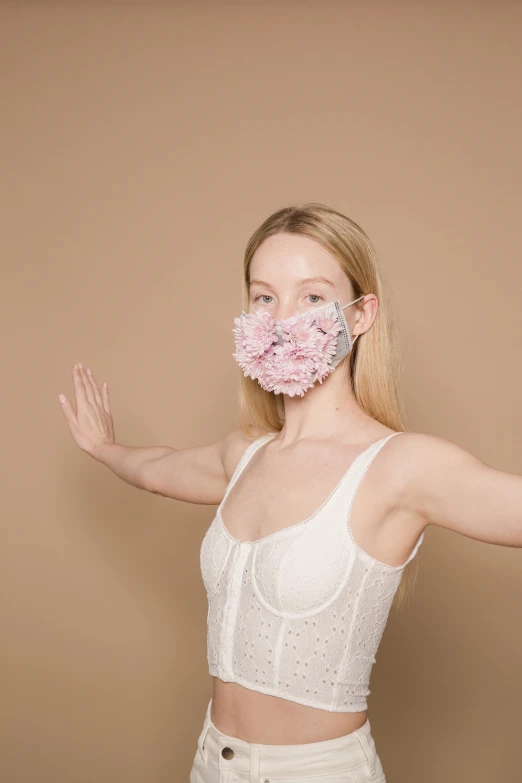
<box><xmin>200</xmin><ymin>431</ymin><xmax>425</xmax><ymax>712</ymax></box>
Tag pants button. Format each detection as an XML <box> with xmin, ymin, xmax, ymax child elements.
<box><xmin>221</xmin><ymin>746</ymin><xmax>234</xmax><ymax>759</ymax></box>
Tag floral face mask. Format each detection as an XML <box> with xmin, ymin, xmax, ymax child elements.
<box><xmin>232</xmin><ymin>295</ymin><xmax>365</xmax><ymax>397</ymax></box>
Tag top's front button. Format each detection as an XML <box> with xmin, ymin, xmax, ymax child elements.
<box><xmin>221</xmin><ymin>746</ymin><xmax>234</xmax><ymax>759</ymax></box>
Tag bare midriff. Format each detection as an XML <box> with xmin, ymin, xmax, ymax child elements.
<box><xmin>210</xmin><ymin>678</ymin><xmax>367</xmax><ymax>745</ymax></box>
<box><xmin>207</xmin><ymin>429</ymin><xmax>419</xmax><ymax>745</ymax></box>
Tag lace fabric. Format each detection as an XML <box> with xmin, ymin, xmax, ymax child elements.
<box><xmin>200</xmin><ymin>431</ymin><xmax>424</xmax><ymax>712</ymax></box>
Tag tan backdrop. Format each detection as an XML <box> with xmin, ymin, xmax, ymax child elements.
<box><xmin>2</xmin><ymin>1</ymin><xmax>521</xmax><ymax>781</ymax></box>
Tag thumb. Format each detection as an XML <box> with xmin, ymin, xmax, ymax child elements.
<box><xmin>58</xmin><ymin>394</ymin><xmax>76</xmax><ymax>422</ymax></box>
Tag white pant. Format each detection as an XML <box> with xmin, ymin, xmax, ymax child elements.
<box><xmin>190</xmin><ymin>698</ymin><xmax>386</xmax><ymax>782</ymax></box>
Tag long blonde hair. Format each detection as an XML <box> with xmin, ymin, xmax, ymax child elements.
<box><xmin>235</xmin><ymin>202</ymin><xmax>420</xmax><ymax>610</ymax></box>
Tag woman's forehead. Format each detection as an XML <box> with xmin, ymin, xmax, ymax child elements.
<box><xmin>250</xmin><ymin>235</ymin><xmax>345</xmax><ymax>286</ymax></box>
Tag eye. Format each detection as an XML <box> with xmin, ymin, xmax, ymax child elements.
<box><xmin>252</xmin><ymin>293</ymin><xmax>325</xmax><ymax>306</ymax></box>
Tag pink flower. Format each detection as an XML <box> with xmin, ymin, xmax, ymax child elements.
<box><xmin>314</xmin><ymin>313</ymin><xmax>342</xmax><ymax>337</ymax></box>
<box><xmin>232</xmin><ymin>308</ymin><xmax>343</xmax><ymax>397</ymax></box>
<box><xmin>232</xmin><ymin>310</ymin><xmax>278</xmax><ymax>380</ymax></box>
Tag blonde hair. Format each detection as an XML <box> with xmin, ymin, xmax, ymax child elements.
<box><xmin>236</xmin><ymin>202</ymin><xmax>420</xmax><ymax>610</ymax></box>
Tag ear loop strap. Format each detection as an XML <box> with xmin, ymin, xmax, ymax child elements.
<box><xmin>341</xmin><ymin>294</ymin><xmax>365</xmax><ymax>348</ymax></box>
<box><xmin>341</xmin><ymin>294</ymin><xmax>365</xmax><ymax>309</ymax></box>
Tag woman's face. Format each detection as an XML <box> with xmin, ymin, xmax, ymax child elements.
<box><xmin>248</xmin><ymin>232</ymin><xmax>360</xmax><ymax>322</ymax></box>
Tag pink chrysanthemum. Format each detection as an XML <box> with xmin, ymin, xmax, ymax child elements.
<box><xmin>232</xmin><ymin>308</ymin><xmax>343</xmax><ymax>397</ymax></box>
<box><xmin>314</xmin><ymin>313</ymin><xmax>341</xmax><ymax>336</ymax></box>
<box><xmin>232</xmin><ymin>310</ymin><xmax>278</xmax><ymax>381</ymax></box>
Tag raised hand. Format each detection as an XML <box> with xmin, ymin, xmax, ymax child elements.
<box><xmin>57</xmin><ymin>363</ymin><xmax>235</xmax><ymax>501</ymax></box>
<box><xmin>58</xmin><ymin>364</ymin><xmax>115</xmax><ymax>457</ymax></box>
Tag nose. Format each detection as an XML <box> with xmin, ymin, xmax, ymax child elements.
<box><xmin>274</xmin><ymin>301</ymin><xmax>303</xmax><ymax>321</ymax></box>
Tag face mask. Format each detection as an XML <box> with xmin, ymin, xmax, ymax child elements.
<box><xmin>232</xmin><ymin>295</ymin><xmax>365</xmax><ymax>397</ymax></box>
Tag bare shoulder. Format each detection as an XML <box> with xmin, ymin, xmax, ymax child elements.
<box><xmin>392</xmin><ymin>431</ymin><xmax>482</xmax><ymax>471</ymax></box>
<box><xmin>220</xmin><ymin>426</ymin><xmax>268</xmax><ymax>482</ymax></box>
<box><xmin>388</xmin><ymin>431</ymin><xmax>488</xmax><ymax>522</ymax></box>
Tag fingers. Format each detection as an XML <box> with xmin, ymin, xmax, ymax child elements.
<box><xmin>77</xmin><ymin>365</ymin><xmax>96</xmax><ymax>406</ymax></box>
<box><xmin>86</xmin><ymin>368</ymin><xmax>114</xmax><ymax>438</ymax></box>
<box><xmin>71</xmin><ymin>364</ymin><xmax>105</xmax><ymax>411</ymax></box>
<box><xmin>101</xmin><ymin>380</ymin><xmax>111</xmax><ymax>418</ymax></box>
<box><xmin>60</xmin><ymin>364</ymin><xmax>115</xmax><ymax>451</ymax></box>
<box><xmin>66</xmin><ymin>363</ymin><xmax>114</xmax><ymax>432</ymax></box>
<box><xmin>72</xmin><ymin>364</ymin><xmax>88</xmax><ymax>409</ymax></box>
<box><xmin>84</xmin><ymin>368</ymin><xmax>112</xmax><ymax>428</ymax></box>
<box><xmin>58</xmin><ymin>393</ymin><xmax>78</xmax><ymax>428</ymax></box>
<box><xmin>85</xmin><ymin>367</ymin><xmax>104</xmax><ymax>408</ymax></box>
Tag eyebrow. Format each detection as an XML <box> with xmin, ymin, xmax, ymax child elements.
<box><xmin>249</xmin><ymin>276</ymin><xmax>336</xmax><ymax>289</ymax></box>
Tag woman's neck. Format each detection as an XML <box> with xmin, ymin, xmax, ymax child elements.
<box><xmin>278</xmin><ymin>372</ymin><xmax>375</xmax><ymax>444</ymax></box>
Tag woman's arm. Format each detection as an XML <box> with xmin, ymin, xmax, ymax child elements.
<box><xmin>137</xmin><ymin>428</ymin><xmax>251</xmax><ymax>504</ymax></box>
<box><xmin>90</xmin><ymin>441</ymin><xmax>174</xmax><ymax>490</ymax></box>
<box><xmin>92</xmin><ymin>434</ymin><xmax>244</xmax><ymax>504</ymax></box>
<box><xmin>59</xmin><ymin>363</ymin><xmax>253</xmax><ymax>504</ymax></box>
<box><xmin>400</xmin><ymin>433</ymin><xmax>522</xmax><ymax>548</ymax></box>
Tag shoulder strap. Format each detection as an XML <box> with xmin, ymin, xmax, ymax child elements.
<box><xmin>222</xmin><ymin>432</ymin><xmax>277</xmax><ymax>502</ymax></box>
<box><xmin>333</xmin><ymin>431</ymin><xmax>404</xmax><ymax>507</ymax></box>
<box><xmin>339</xmin><ymin>430</ymin><xmax>426</xmax><ymax>567</ymax></box>
<box><xmin>355</xmin><ymin>431</ymin><xmax>403</xmax><ymax>473</ymax></box>
<box><xmin>403</xmin><ymin>528</ymin><xmax>425</xmax><ymax>565</ymax></box>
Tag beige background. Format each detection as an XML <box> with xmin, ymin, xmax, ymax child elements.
<box><xmin>2</xmin><ymin>1</ymin><xmax>522</xmax><ymax>781</ymax></box>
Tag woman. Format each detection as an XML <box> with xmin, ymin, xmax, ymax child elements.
<box><xmin>58</xmin><ymin>203</ymin><xmax>522</xmax><ymax>782</ymax></box>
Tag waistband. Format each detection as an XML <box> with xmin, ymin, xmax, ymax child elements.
<box><xmin>197</xmin><ymin>697</ymin><xmax>376</xmax><ymax>777</ymax></box>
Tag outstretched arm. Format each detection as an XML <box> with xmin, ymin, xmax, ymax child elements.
<box><xmin>401</xmin><ymin>433</ymin><xmax>522</xmax><ymax>548</ymax></box>
<box><xmin>59</xmin><ymin>363</ymin><xmax>254</xmax><ymax>504</ymax></box>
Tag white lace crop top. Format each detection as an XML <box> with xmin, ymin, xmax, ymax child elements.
<box><xmin>200</xmin><ymin>430</ymin><xmax>425</xmax><ymax>713</ymax></box>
